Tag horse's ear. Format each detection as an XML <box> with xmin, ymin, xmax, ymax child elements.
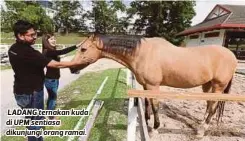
<box><xmin>89</xmin><ymin>32</ymin><xmax>103</xmax><ymax>49</ymax></box>
<box><xmin>88</xmin><ymin>33</ymin><xmax>96</xmax><ymax>40</ymax></box>
<box><xmin>89</xmin><ymin>32</ymin><xmax>100</xmax><ymax>42</ymax></box>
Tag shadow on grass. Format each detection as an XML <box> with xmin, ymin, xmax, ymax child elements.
<box><xmin>62</xmin><ymin>100</ymin><xmax>91</xmax><ymax>110</ymax></box>
<box><xmin>61</xmin><ymin>69</ymin><xmax>127</xmax><ymax>141</ymax></box>
<box><xmin>62</xmin><ymin>98</ymin><xmax>127</xmax><ymax>115</ymax></box>
<box><xmin>96</xmin><ymin>68</ymin><xmax>127</xmax><ymax>141</ymax></box>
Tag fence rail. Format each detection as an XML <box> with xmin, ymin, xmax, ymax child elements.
<box><xmin>128</xmin><ymin>90</ymin><xmax>245</xmax><ymax>102</ymax></box>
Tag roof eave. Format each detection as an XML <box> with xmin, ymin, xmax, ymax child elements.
<box><xmin>177</xmin><ymin>24</ymin><xmax>222</xmax><ymax>36</ymax></box>
<box><xmin>177</xmin><ymin>24</ymin><xmax>245</xmax><ymax>36</ymax></box>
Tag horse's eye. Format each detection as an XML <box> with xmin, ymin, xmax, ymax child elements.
<box><xmin>81</xmin><ymin>48</ymin><xmax>87</xmax><ymax>52</ymax></box>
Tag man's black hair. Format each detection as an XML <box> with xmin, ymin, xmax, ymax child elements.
<box><xmin>13</xmin><ymin>20</ymin><xmax>36</xmax><ymax>39</ymax></box>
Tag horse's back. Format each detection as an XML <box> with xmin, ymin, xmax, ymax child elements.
<box><xmin>185</xmin><ymin>45</ymin><xmax>237</xmax><ymax>86</ymax></box>
<box><xmin>135</xmin><ymin>38</ymin><xmax>237</xmax><ymax>87</ymax></box>
<box><xmin>188</xmin><ymin>45</ymin><xmax>237</xmax><ymax>67</ymax></box>
<box><xmin>145</xmin><ymin>43</ymin><xmax>236</xmax><ymax>87</ymax></box>
<box><xmin>202</xmin><ymin>45</ymin><xmax>237</xmax><ymax>80</ymax></box>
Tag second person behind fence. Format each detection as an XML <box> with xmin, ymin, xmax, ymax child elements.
<box><xmin>42</xmin><ymin>33</ymin><xmax>82</xmax><ymax>119</ymax></box>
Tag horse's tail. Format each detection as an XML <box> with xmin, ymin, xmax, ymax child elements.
<box><xmin>216</xmin><ymin>77</ymin><xmax>233</xmax><ymax>124</ymax></box>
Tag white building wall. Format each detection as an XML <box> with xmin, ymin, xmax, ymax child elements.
<box><xmin>185</xmin><ymin>34</ymin><xmax>200</xmax><ymax>47</ymax></box>
<box><xmin>185</xmin><ymin>29</ymin><xmax>225</xmax><ymax>47</ymax></box>
<box><xmin>42</xmin><ymin>7</ymin><xmax>57</xmax><ymax>19</ymax></box>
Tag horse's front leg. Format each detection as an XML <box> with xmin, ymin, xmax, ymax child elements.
<box><xmin>145</xmin><ymin>85</ymin><xmax>160</xmax><ymax>129</ymax></box>
<box><xmin>143</xmin><ymin>86</ymin><xmax>151</xmax><ymax>125</ymax></box>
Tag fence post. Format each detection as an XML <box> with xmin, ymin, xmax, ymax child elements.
<box><xmin>127</xmin><ymin>69</ymin><xmax>137</xmax><ymax>141</ymax></box>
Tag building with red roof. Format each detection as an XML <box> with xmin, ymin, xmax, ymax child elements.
<box><xmin>177</xmin><ymin>4</ymin><xmax>245</xmax><ymax>59</ymax></box>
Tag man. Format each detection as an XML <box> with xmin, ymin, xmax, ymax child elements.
<box><xmin>8</xmin><ymin>20</ymin><xmax>80</xmax><ymax>141</ymax></box>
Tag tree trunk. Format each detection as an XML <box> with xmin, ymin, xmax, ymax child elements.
<box><xmin>66</xmin><ymin>27</ymin><xmax>69</xmax><ymax>35</ymax></box>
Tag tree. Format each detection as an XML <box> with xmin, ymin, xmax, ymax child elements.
<box><xmin>1</xmin><ymin>1</ymin><xmax>53</xmax><ymax>33</ymax></box>
<box><xmin>87</xmin><ymin>1</ymin><xmax>127</xmax><ymax>34</ymax></box>
<box><xmin>53</xmin><ymin>1</ymin><xmax>86</xmax><ymax>34</ymax></box>
<box><xmin>127</xmin><ymin>1</ymin><xmax>196</xmax><ymax>45</ymax></box>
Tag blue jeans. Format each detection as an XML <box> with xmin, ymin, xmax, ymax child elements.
<box><xmin>14</xmin><ymin>90</ymin><xmax>44</xmax><ymax>141</ymax></box>
<box><xmin>44</xmin><ymin>79</ymin><xmax>59</xmax><ymax>111</ymax></box>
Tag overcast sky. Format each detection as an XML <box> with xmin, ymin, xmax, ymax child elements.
<box><xmin>192</xmin><ymin>0</ymin><xmax>245</xmax><ymax>25</ymax></box>
<box><xmin>1</xmin><ymin>0</ymin><xmax>245</xmax><ymax>26</ymax></box>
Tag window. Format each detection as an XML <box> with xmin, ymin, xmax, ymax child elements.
<box><xmin>204</xmin><ymin>32</ymin><xmax>220</xmax><ymax>38</ymax></box>
<box><xmin>226</xmin><ymin>37</ymin><xmax>245</xmax><ymax>59</ymax></box>
<box><xmin>189</xmin><ymin>35</ymin><xmax>199</xmax><ymax>39</ymax></box>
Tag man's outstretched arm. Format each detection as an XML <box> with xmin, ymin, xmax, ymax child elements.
<box><xmin>47</xmin><ymin>60</ymin><xmax>79</xmax><ymax>68</ymax></box>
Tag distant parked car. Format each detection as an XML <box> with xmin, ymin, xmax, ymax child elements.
<box><xmin>1</xmin><ymin>52</ymin><xmax>9</xmax><ymax>63</ymax></box>
<box><xmin>0</xmin><ymin>44</ymin><xmax>10</xmax><ymax>64</ymax></box>
<box><xmin>237</xmin><ymin>50</ymin><xmax>245</xmax><ymax>60</ymax></box>
<box><xmin>1</xmin><ymin>52</ymin><xmax>8</xmax><ymax>58</ymax></box>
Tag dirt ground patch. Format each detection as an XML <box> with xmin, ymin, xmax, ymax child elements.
<box><xmin>136</xmin><ymin>73</ymin><xmax>245</xmax><ymax>141</ymax></box>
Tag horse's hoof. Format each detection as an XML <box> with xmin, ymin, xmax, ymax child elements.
<box><xmin>148</xmin><ymin>129</ymin><xmax>158</xmax><ymax>138</ymax></box>
<box><xmin>145</xmin><ymin>120</ymin><xmax>149</xmax><ymax>126</ymax></box>
<box><xmin>196</xmin><ymin>133</ymin><xmax>204</xmax><ymax>139</ymax></box>
<box><xmin>152</xmin><ymin>129</ymin><xmax>159</xmax><ymax>134</ymax></box>
<box><xmin>145</xmin><ymin>115</ymin><xmax>150</xmax><ymax>121</ymax></box>
<box><xmin>196</xmin><ymin>129</ymin><xmax>205</xmax><ymax>138</ymax></box>
<box><xmin>148</xmin><ymin>131</ymin><xmax>153</xmax><ymax>138</ymax></box>
<box><xmin>200</xmin><ymin>119</ymin><xmax>206</xmax><ymax>124</ymax></box>
<box><xmin>196</xmin><ymin>124</ymin><xmax>206</xmax><ymax>138</ymax></box>
<box><xmin>147</xmin><ymin>126</ymin><xmax>153</xmax><ymax>132</ymax></box>
<box><xmin>153</xmin><ymin>121</ymin><xmax>160</xmax><ymax>129</ymax></box>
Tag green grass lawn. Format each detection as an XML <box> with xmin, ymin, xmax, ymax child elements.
<box><xmin>0</xmin><ymin>65</ymin><xmax>12</xmax><ymax>70</ymax></box>
<box><xmin>1</xmin><ymin>68</ymin><xmax>128</xmax><ymax>141</ymax></box>
<box><xmin>1</xmin><ymin>32</ymin><xmax>85</xmax><ymax>44</ymax></box>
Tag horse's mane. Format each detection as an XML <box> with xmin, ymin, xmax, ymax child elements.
<box><xmin>93</xmin><ymin>33</ymin><xmax>143</xmax><ymax>56</ymax></box>
<box><xmin>95</xmin><ymin>33</ymin><xmax>143</xmax><ymax>38</ymax></box>
<box><xmin>93</xmin><ymin>33</ymin><xmax>174</xmax><ymax>52</ymax></box>
<box><xmin>96</xmin><ymin>34</ymin><xmax>140</xmax><ymax>49</ymax></box>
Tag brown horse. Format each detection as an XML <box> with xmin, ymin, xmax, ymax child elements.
<box><xmin>70</xmin><ymin>34</ymin><xmax>237</xmax><ymax>137</ymax></box>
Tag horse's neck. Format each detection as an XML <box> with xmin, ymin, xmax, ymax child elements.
<box><xmin>102</xmin><ymin>52</ymin><xmax>131</xmax><ymax>67</ymax></box>
<box><xmin>101</xmin><ymin>47</ymin><xmax>134</xmax><ymax>69</ymax></box>
<box><xmin>99</xmin><ymin>36</ymin><xmax>139</xmax><ymax>69</ymax></box>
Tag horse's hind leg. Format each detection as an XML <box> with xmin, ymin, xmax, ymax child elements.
<box><xmin>145</xmin><ymin>85</ymin><xmax>160</xmax><ymax>129</ymax></box>
<box><xmin>197</xmin><ymin>82</ymin><xmax>226</xmax><ymax>138</ymax></box>
<box><xmin>144</xmin><ymin>97</ymin><xmax>160</xmax><ymax>128</ymax></box>
<box><xmin>202</xmin><ymin>81</ymin><xmax>212</xmax><ymax>123</ymax></box>
<box><xmin>145</xmin><ymin>98</ymin><xmax>151</xmax><ymax>124</ymax></box>
<box><xmin>150</xmin><ymin>98</ymin><xmax>160</xmax><ymax>129</ymax></box>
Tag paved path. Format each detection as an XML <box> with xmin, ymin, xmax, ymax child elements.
<box><xmin>0</xmin><ymin>56</ymin><xmax>123</xmax><ymax>134</ymax></box>
<box><xmin>237</xmin><ymin>62</ymin><xmax>245</xmax><ymax>74</ymax></box>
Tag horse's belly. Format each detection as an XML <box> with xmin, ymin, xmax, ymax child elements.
<box><xmin>161</xmin><ymin>72</ymin><xmax>211</xmax><ymax>88</ymax></box>
<box><xmin>161</xmin><ymin>79</ymin><xmax>209</xmax><ymax>88</ymax></box>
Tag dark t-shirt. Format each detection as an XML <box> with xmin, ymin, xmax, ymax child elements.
<box><xmin>8</xmin><ymin>41</ymin><xmax>52</xmax><ymax>94</ymax></box>
<box><xmin>43</xmin><ymin>45</ymin><xmax>76</xmax><ymax>79</ymax></box>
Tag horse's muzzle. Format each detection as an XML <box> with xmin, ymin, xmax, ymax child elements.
<box><xmin>69</xmin><ymin>63</ymin><xmax>90</xmax><ymax>74</ymax></box>
<box><xmin>70</xmin><ymin>68</ymin><xmax>80</xmax><ymax>74</ymax></box>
